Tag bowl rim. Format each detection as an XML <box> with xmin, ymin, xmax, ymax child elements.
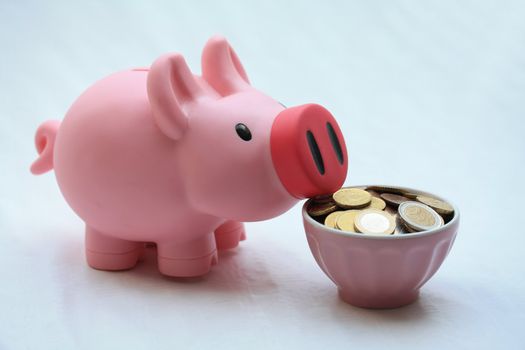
<box><xmin>302</xmin><ymin>184</ymin><xmax>460</xmax><ymax>240</ymax></box>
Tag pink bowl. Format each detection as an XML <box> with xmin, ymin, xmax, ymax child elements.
<box><xmin>302</xmin><ymin>185</ymin><xmax>460</xmax><ymax>309</ymax></box>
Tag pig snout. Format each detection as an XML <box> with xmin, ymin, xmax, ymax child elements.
<box><xmin>270</xmin><ymin>103</ymin><xmax>348</xmax><ymax>199</ymax></box>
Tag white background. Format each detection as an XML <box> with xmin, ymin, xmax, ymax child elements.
<box><xmin>1</xmin><ymin>1</ymin><xmax>524</xmax><ymax>349</ymax></box>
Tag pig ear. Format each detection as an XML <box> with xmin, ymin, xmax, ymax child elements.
<box><xmin>201</xmin><ymin>36</ymin><xmax>250</xmax><ymax>96</ymax></box>
<box><xmin>147</xmin><ymin>53</ymin><xmax>204</xmax><ymax>140</ymax></box>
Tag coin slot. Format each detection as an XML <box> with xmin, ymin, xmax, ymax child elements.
<box><xmin>306</xmin><ymin>130</ymin><xmax>325</xmax><ymax>175</ymax></box>
<box><xmin>326</xmin><ymin>122</ymin><xmax>344</xmax><ymax>165</ymax></box>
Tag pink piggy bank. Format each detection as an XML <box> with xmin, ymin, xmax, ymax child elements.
<box><xmin>31</xmin><ymin>36</ymin><xmax>348</xmax><ymax>277</ymax></box>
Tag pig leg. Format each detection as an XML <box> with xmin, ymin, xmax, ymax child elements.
<box><xmin>157</xmin><ymin>233</ymin><xmax>218</xmax><ymax>277</ymax></box>
<box><xmin>85</xmin><ymin>226</ymin><xmax>142</xmax><ymax>271</ymax></box>
<box><xmin>214</xmin><ymin>220</ymin><xmax>246</xmax><ymax>250</ymax></box>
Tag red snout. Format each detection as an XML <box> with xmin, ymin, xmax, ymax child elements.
<box><xmin>270</xmin><ymin>104</ymin><xmax>348</xmax><ymax>199</ymax></box>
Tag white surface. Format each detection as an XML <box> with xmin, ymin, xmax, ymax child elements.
<box><xmin>1</xmin><ymin>1</ymin><xmax>524</xmax><ymax>349</ymax></box>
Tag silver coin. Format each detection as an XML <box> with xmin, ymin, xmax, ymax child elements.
<box><xmin>398</xmin><ymin>201</ymin><xmax>443</xmax><ymax>232</ymax></box>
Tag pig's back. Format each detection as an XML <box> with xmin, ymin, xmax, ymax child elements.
<box><xmin>54</xmin><ymin>69</ymin><xmax>187</xmax><ymax>238</ymax></box>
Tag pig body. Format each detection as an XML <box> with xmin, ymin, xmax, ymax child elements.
<box><xmin>31</xmin><ymin>36</ymin><xmax>348</xmax><ymax>277</ymax></box>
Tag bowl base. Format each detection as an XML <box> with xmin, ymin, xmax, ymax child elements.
<box><xmin>338</xmin><ymin>288</ymin><xmax>420</xmax><ymax>309</ymax></box>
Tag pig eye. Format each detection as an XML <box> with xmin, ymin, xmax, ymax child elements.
<box><xmin>235</xmin><ymin>123</ymin><xmax>252</xmax><ymax>141</ymax></box>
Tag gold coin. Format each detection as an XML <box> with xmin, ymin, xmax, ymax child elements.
<box><xmin>307</xmin><ymin>200</ymin><xmax>337</xmax><ymax>217</ymax></box>
<box><xmin>384</xmin><ymin>204</ymin><xmax>397</xmax><ymax>216</ymax></box>
<box><xmin>366</xmin><ymin>186</ymin><xmax>405</xmax><ymax>195</ymax></box>
<box><xmin>365</xmin><ymin>196</ymin><xmax>386</xmax><ymax>210</ymax></box>
<box><xmin>334</xmin><ymin>210</ymin><xmax>361</xmax><ymax>232</ymax></box>
<box><xmin>312</xmin><ymin>194</ymin><xmax>334</xmax><ymax>204</ymax></box>
<box><xmin>416</xmin><ymin>195</ymin><xmax>454</xmax><ymax>215</ymax></box>
<box><xmin>333</xmin><ymin>188</ymin><xmax>371</xmax><ymax>209</ymax></box>
<box><xmin>324</xmin><ymin>210</ymin><xmax>345</xmax><ymax>229</ymax></box>
<box><xmin>366</xmin><ymin>189</ymin><xmax>381</xmax><ymax>198</ymax></box>
<box><xmin>354</xmin><ymin>209</ymin><xmax>395</xmax><ymax>235</ymax></box>
<box><xmin>380</xmin><ymin>193</ymin><xmax>410</xmax><ymax>207</ymax></box>
<box><xmin>398</xmin><ymin>201</ymin><xmax>442</xmax><ymax>232</ymax></box>
<box><xmin>402</xmin><ymin>192</ymin><xmax>419</xmax><ymax>199</ymax></box>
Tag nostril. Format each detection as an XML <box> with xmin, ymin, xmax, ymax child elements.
<box><xmin>326</xmin><ymin>122</ymin><xmax>344</xmax><ymax>165</ymax></box>
<box><xmin>270</xmin><ymin>103</ymin><xmax>348</xmax><ymax>198</ymax></box>
<box><xmin>306</xmin><ymin>130</ymin><xmax>325</xmax><ymax>175</ymax></box>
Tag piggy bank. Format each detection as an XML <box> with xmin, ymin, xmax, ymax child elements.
<box><xmin>31</xmin><ymin>36</ymin><xmax>348</xmax><ymax>277</ymax></box>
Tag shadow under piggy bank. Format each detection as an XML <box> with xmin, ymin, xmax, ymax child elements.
<box><xmin>54</xmin><ymin>231</ymin><xmax>280</xmax><ymax>297</ymax></box>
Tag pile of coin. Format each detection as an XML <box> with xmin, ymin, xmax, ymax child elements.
<box><xmin>307</xmin><ymin>186</ymin><xmax>454</xmax><ymax>235</ymax></box>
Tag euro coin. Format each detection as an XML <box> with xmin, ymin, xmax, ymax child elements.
<box><xmin>402</xmin><ymin>192</ymin><xmax>419</xmax><ymax>199</ymax></box>
<box><xmin>398</xmin><ymin>201</ymin><xmax>443</xmax><ymax>232</ymax></box>
<box><xmin>312</xmin><ymin>194</ymin><xmax>334</xmax><ymax>204</ymax></box>
<box><xmin>366</xmin><ymin>186</ymin><xmax>405</xmax><ymax>195</ymax></box>
<box><xmin>366</xmin><ymin>196</ymin><xmax>386</xmax><ymax>210</ymax></box>
<box><xmin>383</xmin><ymin>206</ymin><xmax>405</xmax><ymax>234</ymax></box>
<box><xmin>384</xmin><ymin>204</ymin><xmax>397</xmax><ymax>216</ymax></box>
<box><xmin>335</xmin><ymin>210</ymin><xmax>361</xmax><ymax>232</ymax></box>
<box><xmin>394</xmin><ymin>216</ymin><xmax>410</xmax><ymax>234</ymax></box>
<box><xmin>354</xmin><ymin>209</ymin><xmax>396</xmax><ymax>235</ymax></box>
<box><xmin>324</xmin><ymin>210</ymin><xmax>345</xmax><ymax>229</ymax></box>
<box><xmin>366</xmin><ymin>189</ymin><xmax>381</xmax><ymax>198</ymax></box>
<box><xmin>333</xmin><ymin>188</ymin><xmax>371</xmax><ymax>209</ymax></box>
<box><xmin>307</xmin><ymin>200</ymin><xmax>337</xmax><ymax>217</ymax></box>
<box><xmin>416</xmin><ymin>195</ymin><xmax>454</xmax><ymax>215</ymax></box>
<box><xmin>380</xmin><ymin>193</ymin><xmax>410</xmax><ymax>207</ymax></box>
<box><xmin>400</xmin><ymin>221</ymin><xmax>418</xmax><ymax>233</ymax></box>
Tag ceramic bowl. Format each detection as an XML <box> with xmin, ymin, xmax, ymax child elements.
<box><xmin>302</xmin><ymin>185</ymin><xmax>459</xmax><ymax>309</ymax></box>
